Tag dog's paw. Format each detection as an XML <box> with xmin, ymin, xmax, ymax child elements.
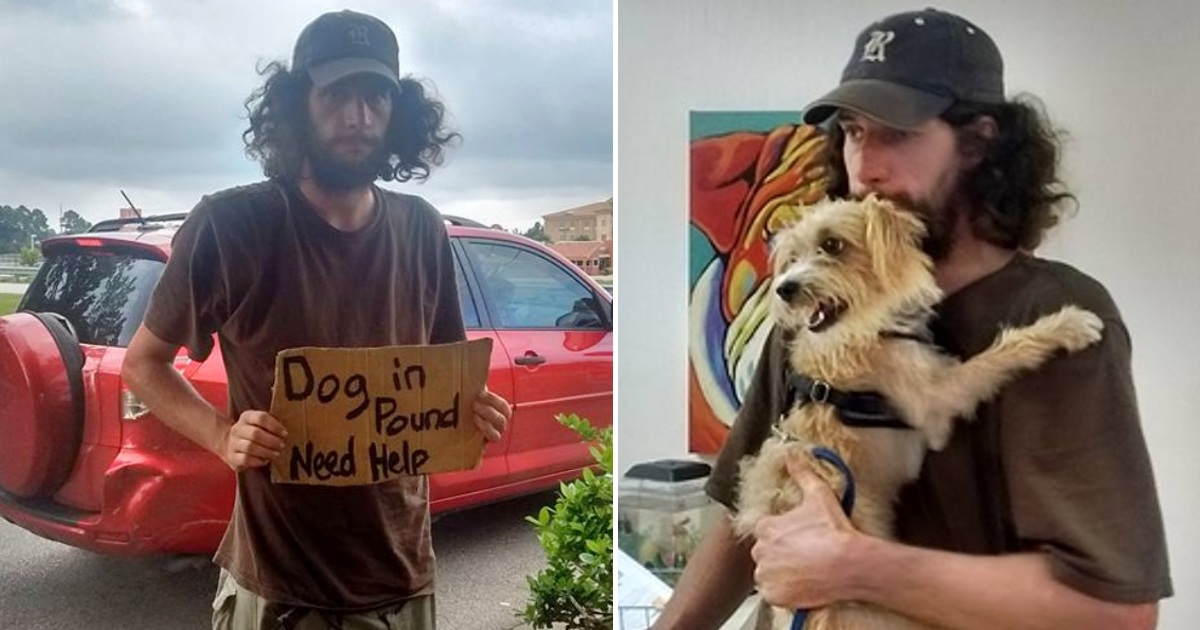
<box><xmin>1049</xmin><ymin>305</ymin><xmax>1105</xmax><ymax>352</ymax></box>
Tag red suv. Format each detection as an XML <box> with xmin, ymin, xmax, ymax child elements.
<box><xmin>0</xmin><ymin>212</ymin><xmax>612</xmax><ymax>555</ymax></box>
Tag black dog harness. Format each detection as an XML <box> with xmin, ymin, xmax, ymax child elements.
<box><xmin>785</xmin><ymin>371</ymin><xmax>911</xmax><ymax>430</ymax></box>
<box><xmin>782</xmin><ymin>325</ymin><xmax>932</xmax><ymax>430</ymax></box>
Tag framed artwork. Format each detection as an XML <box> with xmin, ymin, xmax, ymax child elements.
<box><xmin>688</xmin><ymin>111</ymin><xmax>829</xmax><ymax>452</ymax></box>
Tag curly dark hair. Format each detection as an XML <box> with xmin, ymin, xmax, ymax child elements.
<box><xmin>821</xmin><ymin>96</ymin><xmax>1076</xmax><ymax>251</ymax></box>
<box><xmin>242</xmin><ymin>61</ymin><xmax>460</xmax><ymax>183</ymax></box>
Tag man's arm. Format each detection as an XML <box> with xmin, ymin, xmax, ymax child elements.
<box><xmin>122</xmin><ymin>324</ymin><xmax>287</xmax><ymax>471</ymax></box>
<box><xmin>752</xmin><ymin>460</ymin><xmax>1159</xmax><ymax>630</ymax></box>
<box><xmin>651</xmin><ymin>512</ymin><xmax>757</xmax><ymax>630</ymax></box>
<box><xmin>851</xmin><ymin>542</ymin><xmax>1158</xmax><ymax>630</ymax></box>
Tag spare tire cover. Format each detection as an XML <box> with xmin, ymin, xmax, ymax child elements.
<box><xmin>0</xmin><ymin>311</ymin><xmax>85</xmax><ymax>497</ymax></box>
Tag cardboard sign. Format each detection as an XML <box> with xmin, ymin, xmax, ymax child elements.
<box><xmin>268</xmin><ymin>338</ymin><xmax>493</xmax><ymax>486</ymax></box>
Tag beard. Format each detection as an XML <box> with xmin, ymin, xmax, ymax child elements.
<box><xmin>903</xmin><ymin>197</ymin><xmax>958</xmax><ymax>261</ymax></box>
<box><xmin>853</xmin><ymin>164</ymin><xmax>964</xmax><ymax>261</ymax></box>
<box><xmin>304</xmin><ymin>132</ymin><xmax>390</xmax><ymax>193</ymax></box>
<box><xmin>850</xmin><ymin>191</ymin><xmax>959</xmax><ymax>261</ymax></box>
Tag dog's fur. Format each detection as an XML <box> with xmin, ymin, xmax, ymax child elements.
<box><xmin>733</xmin><ymin>196</ymin><xmax>1104</xmax><ymax>630</ymax></box>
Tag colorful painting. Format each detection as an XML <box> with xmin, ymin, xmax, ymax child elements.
<box><xmin>688</xmin><ymin>112</ymin><xmax>830</xmax><ymax>453</ymax></box>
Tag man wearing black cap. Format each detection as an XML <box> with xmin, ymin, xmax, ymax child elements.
<box><xmin>122</xmin><ymin>10</ymin><xmax>510</xmax><ymax>629</ymax></box>
<box><xmin>654</xmin><ymin>8</ymin><xmax>1171</xmax><ymax>630</ymax></box>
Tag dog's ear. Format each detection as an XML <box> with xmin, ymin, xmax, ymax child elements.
<box><xmin>864</xmin><ymin>198</ymin><xmax>927</xmax><ymax>287</ymax></box>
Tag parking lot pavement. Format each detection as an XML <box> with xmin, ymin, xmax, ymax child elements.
<box><xmin>433</xmin><ymin>490</ymin><xmax>558</xmax><ymax>629</ymax></box>
<box><xmin>0</xmin><ymin>490</ymin><xmax>559</xmax><ymax>629</ymax></box>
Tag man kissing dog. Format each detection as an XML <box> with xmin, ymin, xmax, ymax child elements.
<box><xmin>735</xmin><ymin>195</ymin><xmax>1102</xmax><ymax>630</ymax></box>
<box><xmin>654</xmin><ymin>8</ymin><xmax>1171</xmax><ymax>630</ymax></box>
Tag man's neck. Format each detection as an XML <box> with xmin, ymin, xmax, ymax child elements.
<box><xmin>934</xmin><ymin>217</ymin><xmax>1018</xmax><ymax>296</ymax></box>
<box><xmin>297</xmin><ymin>175</ymin><xmax>377</xmax><ymax>232</ymax></box>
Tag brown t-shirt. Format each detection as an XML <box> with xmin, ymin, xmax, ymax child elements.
<box><xmin>143</xmin><ymin>180</ymin><xmax>465</xmax><ymax>610</ymax></box>
<box><xmin>706</xmin><ymin>253</ymin><xmax>1173</xmax><ymax>603</ymax></box>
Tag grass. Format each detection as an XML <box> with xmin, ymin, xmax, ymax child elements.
<box><xmin>0</xmin><ymin>293</ymin><xmax>22</xmax><ymax>315</ymax></box>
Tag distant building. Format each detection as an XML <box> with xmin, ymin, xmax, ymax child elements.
<box><xmin>543</xmin><ymin>198</ymin><xmax>613</xmax><ymax>243</ymax></box>
<box><xmin>549</xmin><ymin>240</ymin><xmax>612</xmax><ymax>277</ymax></box>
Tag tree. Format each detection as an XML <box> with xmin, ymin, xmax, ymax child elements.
<box><xmin>0</xmin><ymin>207</ymin><xmax>20</xmax><ymax>253</ymax></box>
<box><xmin>0</xmin><ymin>205</ymin><xmax>54</xmax><ymax>253</ymax></box>
<box><xmin>60</xmin><ymin>210</ymin><xmax>92</xmax><ymax>234</ymax></box>
<box><xmin>19</xmin><ymin>246</ymin><xmax>41</xmax><ymax>266</ymax></box>
<box><xmin>523</xmin><ymin>221</ymin><xmax>550</xmax><ymax>243</ymax></box>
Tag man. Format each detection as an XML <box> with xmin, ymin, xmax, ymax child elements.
<box><xmin>654</xmin><ymin>8</ymin><xmax>1171</xmax><ymax>630</ymax></box>
<box><xmin>122</xmin><ymin>10</ymin><xmax>510</xmax><ymax>629</ymax></box>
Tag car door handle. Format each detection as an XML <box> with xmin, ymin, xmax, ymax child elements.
<box><xmin>514</xmin><ymin>353</ymin><xmax>546</xmax><ymax>366</ymax></box>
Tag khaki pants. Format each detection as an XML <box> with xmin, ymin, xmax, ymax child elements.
<box><xmin>212</xmin><ymin>569</ymin><xmax>436</xmax><ymax>630</ymax></box>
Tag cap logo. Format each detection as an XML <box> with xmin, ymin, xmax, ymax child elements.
<box><xmin>348</xmin><ymin>24</ymin><xmax>371</xmax><ymax>47</ymax></box>
<box><xmin>861</xmin><ymin>30</ymin><xmax>895</xmax><ymax>62</ymax></box>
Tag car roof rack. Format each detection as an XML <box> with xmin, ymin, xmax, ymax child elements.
<box><xmin>89</xmin><ymin>212</ymin><xmax>488</xmax><ymax>232</ymax></box>
<box><xmin>442</xmin><ymin>214</ymin><xmax>487</xmax><ymax>228</ymax></box>
<box><xmin>88</xmin><ymin>212</ymin><xmax>190</xmax><ymax>233</ymax></box>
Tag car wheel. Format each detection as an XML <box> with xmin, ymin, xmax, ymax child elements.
<box><xmin>0</xmin><ymin>311</ymin><xmax>85</xmax><ymax>497</ymax></box>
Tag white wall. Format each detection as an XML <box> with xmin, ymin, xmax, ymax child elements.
<box><xmin>617</xmin><ymin>0</ymin><xmax>1200</xmax><ymax>624</ymax></box>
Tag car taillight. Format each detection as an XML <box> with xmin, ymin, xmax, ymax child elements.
<box><xmin>121</xmin><ymin>387</ymin><xmax>150</xmax><ymax>421</ymax></box>
<box><xmin>120</xmin><ymin>357</ymin><xmax>188</xmax><ymax>420</ymax></box>
<box><xmin>73</xmin><ymin>238</ymin><xmax>105</xmax><ymax>247</ymax></box>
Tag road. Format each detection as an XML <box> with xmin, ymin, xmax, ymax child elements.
<box><xmin>0</xmin><ymin>490</ymin><xmax>556</xmax><ymax>629</ymax></box>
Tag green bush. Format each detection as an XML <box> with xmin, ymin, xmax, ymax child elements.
<box><xmin>19</xmin><ymin>245</ymin><xmax>40</xmax><ymax>266</ymax></box>
<box><xmin>521</xmin><ymin>413</ymin><xmax>613</xmax><ymax>630</ymax></box>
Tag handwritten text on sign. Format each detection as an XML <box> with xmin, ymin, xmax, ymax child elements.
<box><xmin>268</xmin><ymin>338</ymin><xmax>493</xmax><ymax>486</ymax></box>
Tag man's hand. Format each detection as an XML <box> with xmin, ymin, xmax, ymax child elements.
<box><xmin>751</xmin><ymin>453</ymin><xmax>862</xmax><ymax>610</ymax></box>
<box><xmin>749</xmin><ymin>456</ymin><xmax>1162</xmax><ymax>630</ymax></box>
<box><xmin>217</xmin><ymin>410</ymin><xmax>289</xmax><ymax>472</ymax></box>
<box><xmin>472</xmin><ymin>386</ymin><xmax>511</xmax><ymax>442</ymax></box>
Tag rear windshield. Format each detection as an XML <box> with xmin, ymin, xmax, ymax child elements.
<box><xmin>20</xmin><ymin>249</ymin><xmax>166</xmax><ymax>347</ymax></box>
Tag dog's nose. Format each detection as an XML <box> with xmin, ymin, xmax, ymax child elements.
<box><xmin>776</xmin><ymin>279</ymin><xmax>801</xmax><ymax>302</ymax></box>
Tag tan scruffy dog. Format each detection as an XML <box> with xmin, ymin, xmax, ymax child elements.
<box><xmin>733</xmin><ymin>196</ymin><xmax>1104</xmax><ymax>630</ymax></box>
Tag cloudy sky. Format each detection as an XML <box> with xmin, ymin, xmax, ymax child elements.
<box><xmin>0</xmin><ymin>0</ymin><xmax>612</xmax><ymax>231</ymax></box>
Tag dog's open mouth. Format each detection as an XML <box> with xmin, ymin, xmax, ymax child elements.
<box><xmin>807</xmin><ymin>299</ymin><xmax>845</xmax><ymax>332</ymax></box>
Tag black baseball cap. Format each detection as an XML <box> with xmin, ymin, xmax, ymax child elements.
<box><xmin>292</xmin><ymin>10</ymin><xmax>401</xmax><ymax>89</ymax></box>
<box><xmin>803</xmin><ymin>8</ymin><xmax>1004</xmax><ymax>130</ymax></box>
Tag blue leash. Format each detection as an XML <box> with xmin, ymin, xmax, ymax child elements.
<box><xmin>790</xmin><ymin>446</ymin><xmax>856</xmax><ymax>630</ymax></box>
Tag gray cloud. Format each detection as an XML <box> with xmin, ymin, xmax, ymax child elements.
<box><xmin>0</xmin><ymin>0</ymin><xmax>125</xmax><ymax>21</ymax></box>
<box><xmin>0</xmin><ymin>0</ymin><xmax>611</xmax><ymax>229</ymax></box>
